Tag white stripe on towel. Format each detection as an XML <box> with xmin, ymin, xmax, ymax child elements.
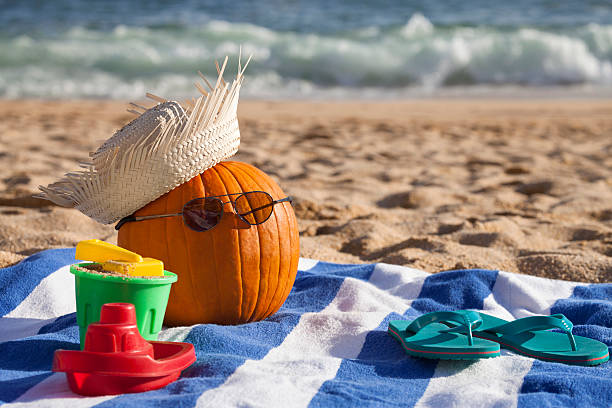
<box><xmin>298</xmin><ymin>258</ymin><xmax>319</xmax><ymax>272</ymax></box>
<box><xmin>0</xmin><ymin>317</ymin><xmax>56</xmax><ymax>343</ymax></box>
<box><xmin>414</xmin><ymin>270</ymin><xmax>579</xmax><ymax>408</ymax></box>
<box><xmin>157</xmin><ymin>324</ymin><xmax>198</xmax><ymax>342</ymax></box>
<box><xmin>196</xmin><ymin>263</ymin><xmax>429</xmax><ymax>408</ymax></box>
<box><xmin>6</xmin><ymin>266</ymin><xmax>75</xmax><ymax>320</ymax></box>
<box><xmin>6</xmin><ymin>373</ymin><xmax>115</xmax><ymax>407</ymax></box>
<box><xmin>482</xmin><ymin>271</ymin><xmax>579</xmax><ymax>319</ymax></box>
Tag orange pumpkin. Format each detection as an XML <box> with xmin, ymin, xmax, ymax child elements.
<box><xmin>117</xmin><ymin>161</ymin><xmax>299</xmax><ymax>326</ymax></box>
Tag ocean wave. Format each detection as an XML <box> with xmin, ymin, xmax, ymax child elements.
<box><xmin>2</xmin><ymin>14</ymin><xmax>612</xmax><ymax>98</ymax></box>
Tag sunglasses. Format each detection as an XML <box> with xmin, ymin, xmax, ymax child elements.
<box><xmin>115</xmin><ymin>191</ymin><xmax>292</xmax><ymax>232</ymax></box>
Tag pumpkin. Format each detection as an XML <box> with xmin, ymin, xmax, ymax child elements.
<box><xmin>117</xmin><ymin>161</ymin><xmax>299</xmax><ymax>326</ymax></box>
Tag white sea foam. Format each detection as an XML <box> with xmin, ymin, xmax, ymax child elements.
<box><xmin>2</xmin><ymin>15</ymin><xmax>612</xmax><ymax>99</ymax></box>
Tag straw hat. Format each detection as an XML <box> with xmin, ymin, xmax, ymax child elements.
<box><xmin>37</xmin><ymin>56</ymin><xmax>249</xmax><ymax>224</ymax></box>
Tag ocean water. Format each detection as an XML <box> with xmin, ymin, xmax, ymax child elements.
<box><xmin>2</xmin><ymin>0</ymin><xmax>612</xmax><ymax>99</ymax></box>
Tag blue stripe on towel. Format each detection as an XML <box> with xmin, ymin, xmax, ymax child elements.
<box><xmin>0</xmin><ymin>336</ymin><xmax>76</xmax><ymax>403</ymax></box>
<box><xmin>411</xmin><ymin>269</ymin><xmax>498</xmax><ymax>312</ymax></box>
<box><xmin>0</xmin><ymin>248</ymin><xmax>75</xmax><ymax>317</ymax></box>
<box><xmin>0</xmin><ymin>310</ymin><xmax>80</xmax><ymax>403</ymax></box>
<box><xmin>309</xmin><ymin>269</ymin><xmax>499</xmax><ymax>407</ymax></box>
<box><xmin>38</xmin><ymin>313</ymin><xmax>78</xmax><ymax>337</ymax></box>
<box><xmin>301</xmin><ymin>261</ymin><xmax>377</xmax><ymax>281</ymax></box>
<box><xmin>0</xmin><ymin>372</ymin><xmax>53</xmax><ymax>403</ymax></box>
<box><xmin>94</xmin><ymin>263</ymin><xmax>377</xmax><ymax>407</ymax></box>
<box><xmin>309</xmin><ymin>312</ymin><xmax>436</xmax><ymax>408</ymax></box>
<box><xmin>517</xmin><ymin>283</ymin><xmax>612</xmax><ymax>408</ymax></box>
<box><xmin>0</xmin><ymin>249</ymin><xmax>77</xmax><ymax>403</ymax></box>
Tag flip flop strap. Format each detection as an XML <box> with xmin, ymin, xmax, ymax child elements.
<box><xmin>486</xmin><ymin>314</ymin><xmax>577</xmax><ymax>351</ymax></box>
<box><xmin>406</xmin><ymin>311</ymin><xmax>482</xmax><ymax>346</ymax></box>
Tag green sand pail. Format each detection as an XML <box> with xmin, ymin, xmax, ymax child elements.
<box><xmin>70</xmin><ymin>263</ymin><xmax>178</xmax><ymax>349</ymax></box>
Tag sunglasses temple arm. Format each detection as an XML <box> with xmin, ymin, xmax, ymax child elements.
<box><xmin>114</xmin><ymin>213</ymin><xmax>183</xmax><ymax>230</ymax></box>
<box><xmin>115</xmin><ymin>216</ymin><xmax>135</xmax><ymax>230</ymax></box>
<box><xmin>136</xmin><ymin>213</ymin><xmax>182</xmax><ymax>220</ymax></box>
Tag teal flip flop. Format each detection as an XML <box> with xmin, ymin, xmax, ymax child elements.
<box><xmin>450</xmin><ymin>311</ymin><xmax>609</xmax><ymax>366</ymax></box>
<box><xmin>388</xmin><ymin>311</ymin><xmax>501</xmax><ymax>360</ymax></box>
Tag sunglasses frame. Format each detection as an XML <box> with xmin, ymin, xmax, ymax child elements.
<box><xmin>115</xmin><ymin>191</ymin><xmax>292</xmax><ymax>232</ymax></box>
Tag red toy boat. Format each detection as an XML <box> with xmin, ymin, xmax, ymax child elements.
<box><xmin>53</xmin><ymin>303</ymin><xmax>196</xmax><ymax>396</ymax></box>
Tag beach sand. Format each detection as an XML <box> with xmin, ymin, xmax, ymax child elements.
<box><xmin>0</xmin><ymin>99</ymin><xmax>610</xmax><ymax>282</ymax></box>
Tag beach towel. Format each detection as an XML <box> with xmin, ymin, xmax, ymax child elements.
<box><xmin>0</xmin><ymin>248</ymin><xmax>610</xmax><ymax>407</ymax></box>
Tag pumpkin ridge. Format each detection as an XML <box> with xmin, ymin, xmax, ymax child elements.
<box><xmin>244</xmin><ymin>162</ymin><xmax>297</xmax><ymax>319</ymax></box>
<box><xmin>267</xmin><ymin>200</ymin><xmax>294</xmax><ymax>316</ymax></box>
<box><xmin>179</xmin><ymin>181</ymin><xmax>206</xmax><ymax>324</ymax></box>
<box><xmin>206</xmin><ymin>166</ymin><xmax>235</xmax><ymax>323</ymax></box>
<box><xmin>268</xmin><ymin>168</ymin><xmax>299</xmax><ymax>315</ymax></box>
<box><xmin>251</xmin><ymin>162</ymin><xmax>297</xmax><ymax>316</ymax></box>
<box><xmin>218</xmin><ymin>162</ymin><xmax>260</xmax><ymax>322</ymax></box>
<box><xmin>164</xmin><ymin>179</ymin><xmax>196</xmax><ymax>324</ymax></box>
<box><xmin>193</xmin><ymin>173</ymin><xmax>219</xmax><ymax>323</ymax></box>
<box><xmin>228</xmin><ymin>162</ymin><xmax>276</xmax><ymax>321</ymax></box>
<box><xmin>254</xmin><ymin>165</ymin><xmax>293</xmax><ymax>319</ymax></box>
<box><xmin>163</xmin><ymin>193</ymin><xmax>175</xmax><ymax>321</ymax></box>
<box><xmin>163</xmin><ymin>194</ymin><xmax>177</xmax><ymax>320</ymax></box>
<box><xmin>211</xmin><ymin>163</ymin><xmax>246</xmax><ymax>323</ymax></box>
<box><xmin>236</xmin><ymin>163</ymin><xmax>285</xmax><ymax>320</ymax></box>
<box><xmin>224</xmin><ymin>162</ymin><xmax>271</xmax><ymax>322</ymax></box>
<box><xmin>219</xmin><ymin>162</ymin><xmax>264</xmax><ymax>321</ymax></box>
<box><xmin>276</xmin><ymin>202</ymin><xmax>300</xmax><ymax>314</ymax></box>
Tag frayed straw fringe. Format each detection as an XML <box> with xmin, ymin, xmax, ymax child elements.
<box><xmin>37</xmin><ymin>55</ymin><xmax>250</xmax><ymax>224</ymax></box>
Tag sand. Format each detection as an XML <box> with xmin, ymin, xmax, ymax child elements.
<box><xmin>0</xmin><ymin>99</ymin><xmax>610</xmax><ymax>282</ymax></box>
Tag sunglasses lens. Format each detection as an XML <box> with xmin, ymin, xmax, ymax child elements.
<box><xmin>235</xmin><ymin>191</ymin><xmax>274</xmax><ymax>225</ymax></box>
<box><xmin>182</xmin><ymin>198</ymin><xmax>223</xmax><ymax>232</ymax></box>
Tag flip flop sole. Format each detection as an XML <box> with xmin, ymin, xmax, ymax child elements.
<box><xmin>473</xmin><ymin>331</ymin><xmax>610</xmax><ymax>366</ymax></box>
<box><xmin>388</xmin><ymin>320</ymin><xmax>500</xmax><ymax>360</ymax></box>
<box><xmin>454</xmin><ymin>312</ymin><xmax>609</xmax><ymax>366</ymax></box>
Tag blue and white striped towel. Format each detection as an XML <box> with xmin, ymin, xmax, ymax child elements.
<box><xmin>0</xmin><ymin>248</ymin><xmax>610</xmax><ymax>407</ymax></box>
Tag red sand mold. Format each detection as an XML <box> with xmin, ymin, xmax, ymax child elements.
<box><xmin>53</xmin><ymin>303</ymin><xmax>196</xmax><ymax>396</ymax></box>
